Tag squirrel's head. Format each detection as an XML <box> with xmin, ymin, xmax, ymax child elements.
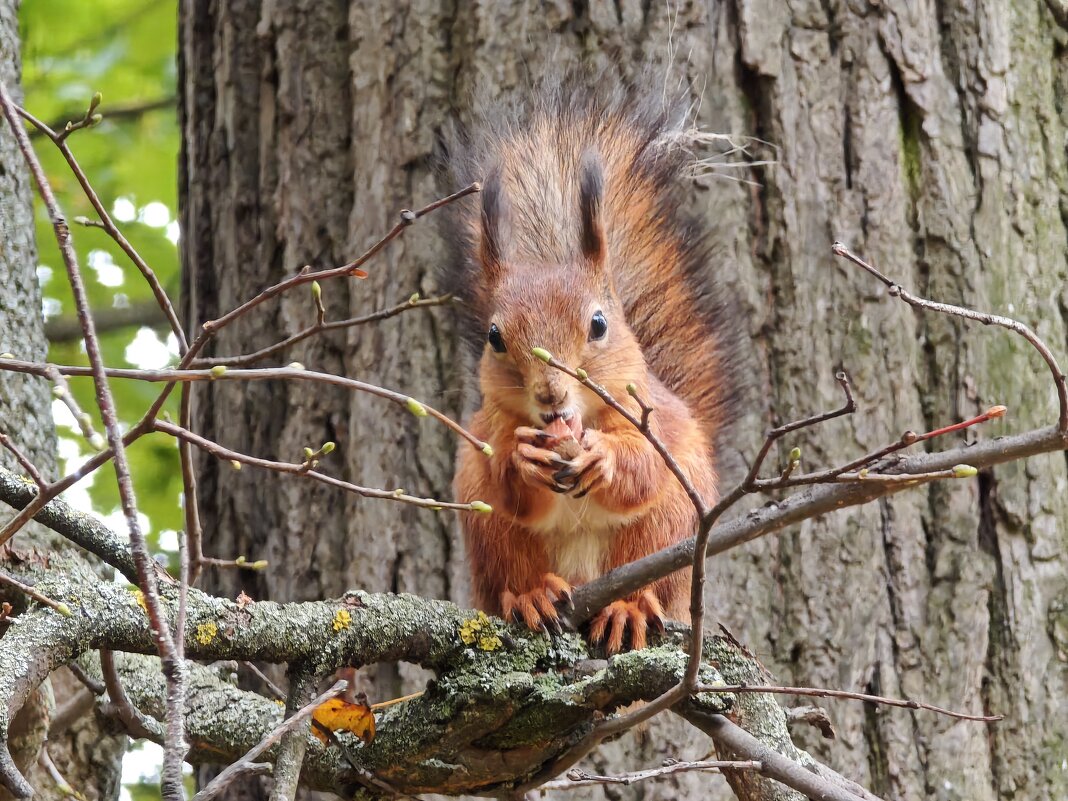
<box><xmin>476</xmin><ymin>151</ymin><xmax>646</xmax><ymax>429</ymax></box>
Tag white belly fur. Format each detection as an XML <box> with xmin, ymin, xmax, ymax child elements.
<box><xmin>529</xmin><ymin>495</ymin><xmax>640</xmax><ymax>585</ymax></box>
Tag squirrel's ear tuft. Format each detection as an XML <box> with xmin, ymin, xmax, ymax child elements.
<box><xmin>479</xmin><ymin>166</ymin><xmax>507</xmax><ymax>284</ymax></box>
<box><xmin>578</xmin><ymin>150</ymin><xmax>605</xmax><ymax>270</ymax></box>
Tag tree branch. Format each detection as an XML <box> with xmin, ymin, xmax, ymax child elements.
<box><xmin>566</xmin><ymin>425</ymin><xmax>1067</xmax><ymax>626</ymax></box>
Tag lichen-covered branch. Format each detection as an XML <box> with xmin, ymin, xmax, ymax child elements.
<box><xmin>0</xmin><ymin>545</ymin><xmax>881</xmax><ymax>801</ymax></box>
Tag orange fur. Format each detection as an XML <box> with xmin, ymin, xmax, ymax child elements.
<box><xmin>447</xmin><ymin>82</ymin><xmax>732</xmax><ymax>652</ymax></box>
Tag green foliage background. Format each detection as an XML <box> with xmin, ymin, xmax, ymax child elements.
<box><xmin>20</xmin><ymin>1</ymin><xmax>186</xmax><ymax>794</ymax></box>
<box><xmin>21</xmin><ymin>0</ymin><xmax>183</xmax><ymax>543</ymax></box>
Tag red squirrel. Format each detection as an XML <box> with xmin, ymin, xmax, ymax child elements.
<box><xmin>443</xmin><ymin>80</ymin><xmax>740</xmax><ymax>653</ymax></box>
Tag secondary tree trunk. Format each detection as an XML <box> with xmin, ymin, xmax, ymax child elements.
<box><xmin>0</xmin><ymin>2</ymin><xmax>125</xmax><ymax>798</ymax></box>
<box><xmin>179</xmin><ymin>2</ymin><xmax>1068</xmax><ymax>800</ymax></box>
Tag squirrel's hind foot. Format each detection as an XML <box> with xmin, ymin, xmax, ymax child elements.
<box><xmin>501</xmin><ymin>573</ymin><xmax>574</xmax><ymax>635</ymax></box>
<box><xmin>588</xmin><ymin>591</ymin><xmax>666</xmax><ymax>654</ymax></box>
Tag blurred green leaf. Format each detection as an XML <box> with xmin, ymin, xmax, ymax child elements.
<box><xmin>21</xmin><ymin>0</ymin><xmax>181</xmax><ymax>544</ymax></box>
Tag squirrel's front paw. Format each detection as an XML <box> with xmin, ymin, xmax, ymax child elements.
<box><xmin>501</xmin><ymin>573</ymin><xmax>573</xmax><ymax>634</ymax></box>
<box><xmin>552</xmin><ymin>430</ymin><xmax>614</xmax><ymax>498</ymax></box>
<box><xmin>513</xmin><ymin>427</ymin><xmax>572</xmax><ymax>492</ymax></box>
<box><xmin>588</xmin><ymin>590</ymin><xmax>665</xmax><ymax>654</ymax></box>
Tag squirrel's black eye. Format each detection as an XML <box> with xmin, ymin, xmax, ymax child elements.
<box><xmin>487</xmin><ymin>323</ymin><xmax>507</xmax><ymax>353</ymax></box>
<box><xmin>589</xmin><ymin>310</ymin><xmax>608</xmax><ymax>341</ymax></box>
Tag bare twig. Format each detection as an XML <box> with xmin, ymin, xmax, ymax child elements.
<box><xmin>697</xmin><ymin>683</ymin><xmax>1001</xmax><ymax>723</ymax></box>
<box><xmin>153</xmin><ymin>420</ymin><xmax>489</xmax><ymax>513</ymax></box>
<box><xmin>2</xmin><ymin>359</ymin><xmax>491</xmax><ymax>456</ymax></box>
<box><xmin>266</xmin><ymin>671</ymin><xmax>318</xmax><ymax>801</ymax></box>
<box><xmin>832</xmin><ymin>241</ymin><xmax>1068</xmax><ymax>434</ymax></box>
<box><xmin>45</xmin><ymin>301</ymin><xmax>170</xmax><ymax>342</ymax></box>
<box><xmin>199</xmin><ymin>183</ymin><xmax>478</xmax><ymax>337</ymax></box>
<box><xmin>0</xmin><ymin>569</ymin><xmax>70</xmax><ymax>616</ymax></box>
<box><xmin>17</xmin><ymin>104</ymin><xmax>188</xmax><ymax>353</ymax></box>
<box><xmin>569</xmin><ymin>424</ymin><xmax>1065</xmax><ymax>623</ymax></box>
<box><xmin>99</xmin><ymin>649</ymin><xmax>162</xmax><ymax>741</ymax></box>
<box><xmin>681</xmin><ymin>711</ymin><xmax>875</xmax><ymax>801</ymax></box>
<box><xmin>193</xmin><ymin>679</ymin><xmax>347</xmax><ymax>801</ymax></box>
<box><xmin>38</xmin><ymin>747</ymin><xmax>86</xmax><ymax>801</ymax></box>
<box><xmin>742</xmin><ymin>371</ymin><xmax>856</xmax><ymax>488</ymax></box>
<box><xmin>0</xmin><ymin>80</ymin><xmax>186</xmax><ymax>801</ymax></box>
<box><xmin>33</xmin><ymin>95</ymin><xmax>174</xmax><ymax>137</ymax></box>
<box><xmin>0</xmin><ymin>434</ymin><xmax>48</xmax><ymax>489</ymax></box>
<box><xmin>537</xmin><ymin>759</ymin><xmax>762</xmax><ymax>791</ymax></box>
<box><xmin>195</xmin><ymin>292</ymin><xmax>454</xmax><ymax>368</ymax></box>
<box><xmin>241</xmin><ymin>662</ymin><xmax>286</xmax><ymax>701</ymax></box>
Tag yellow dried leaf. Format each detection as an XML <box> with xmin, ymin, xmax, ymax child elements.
<box><xmin>311</xmin><ymin>698</ymin><xmax>375</xmax><ymax>744</ymax></box>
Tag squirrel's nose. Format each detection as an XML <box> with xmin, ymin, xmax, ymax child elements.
<box><xmin>534</xmin><ymin>386</ymin><xmax>568</xmax><ymax>407</ymax></box>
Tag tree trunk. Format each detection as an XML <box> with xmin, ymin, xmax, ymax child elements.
<box><xmin>0</xmin><ymin>2</ymin><xmax>125</xmax><ymax>798</ymax></box>
<box><xmin>179</xmin><ymin>2</ymin><xmax>1068</xmax><ymax>800</ymax></box>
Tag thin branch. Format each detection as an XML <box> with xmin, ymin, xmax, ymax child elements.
<box><xmin>44</xmin><ymin>365</ymin><xmax>102</xmax><ymax>449</ymax></box>
<box><xmin>681</xmin><ymin>710</ymin><xmax>874</xmax><ymax>801</ymax></box>
<box><xmin>17</xmin><ymin>104</ymin><xmax>188</xmax><ymax>353</ymax></box>
<box><xmin>38</xmin><ymin>747</ymin><xmax>86</xmax><ymax>801</ymax></box>
<box><xmin>0</xmin><ymin>569</ymin><xmax>70</xmax><ymax>616</ymax></box>
<box><xmin>3</xmin><ymin>359</ymin><xmax>491</xmax><ymax>456</ymax></box>
<box><xmin>99</xmin><ymin>649</ymin><xmax>162</xmax><ymax>741</ymax></box>
<box><xmin>266</xmin><ymin>671</ymin><xmax>318</xmax><ymax>801</ymax></box>
<box><xmin>33</xmin><ymin>95</ymin><xmax>175</xmax><ymax>137</ymax></box>
<box><xmin>199</xmin><ymin>183</ymin><xmax>479</xmax><ymax>337</ymax></box>
<box><xmin>153</xmin><ymin>420</ymin><xmax>489</xmax><ymax>513</ymax></box>
<box><xmin>757</xmin><ymin>405</ymin><xmax>1008</xmax><ymax>489</ymax></box>
<box><xmin>241</xmin><ymin>662</ymin><xmax>286</xmax><ymax>701</ymax></box>
<box><xmin>539</xmin><ymin>354</ymin><xmax>708</xmax><ymax>516</ymax></box>
<box><xmin>832</xmin><ymin>241</ymin><xmax>1068</xmax><ymax>434</ymax></box>
<box><xmin>193</xmin><ymin>679</ymin><xmax>347</xmax><ymax>801</ymax></box>
<box><xmin>45</xmin><ymin>301</ymin><xmax>170</xmax><ymax>342</ymax></box>
<box><xmin>0</xmin><ymin>433</ymin><xmax>48</xmax><ymax>489</ymax></box>
<box><xmin>195</xmin><ymin>292</ymin><xmax>454</xmax><ymax>368</ymax></box>
<box><xmin>741</xmin><ymin>370</ymin><xmax>855</xmax><ymax>489</ymax></box>
<box><xmin>697</xmin><ymin>683</ymin><xmax>1001</xmax><ymax>723</ymax></box>
<box><xmin>538</xmin><ymin>759</ymin><xmax>763</xmax><ymax>791</ymax></box>
<box><xmin>568</xmin><ymin>425</ymin><xmax>1066</xmax><ymax>625</ymax></box>
<box><xmin>0</xmin><ymin>80</ymin><xmax>186</xmax><ymax>801</ymax></box>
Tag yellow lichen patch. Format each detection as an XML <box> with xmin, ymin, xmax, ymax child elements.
<box><xmin>477</xmin><ymin>634</ymin><xmax>503</xmax><ymax>651</ymax></box>
<box><xmin>332</xmin><ymin>608</ymin><xmax>352</xmax><ymax>632</ymax></box>
<box><xmin>459</xmin><ymin>611</ymin><xmax>495</xmax><ymax>647</ymax></box>
<box><xmin>195</xmin><ymin>621</ymin><xmax>218</xmax><ymax>645</ymax></box>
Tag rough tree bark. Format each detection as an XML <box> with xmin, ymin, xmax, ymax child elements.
<box><xmin>179</xmin><ymin>2</ymin><xmax>1068</xmax><ymax>800</ymax></box>
<box><xmin>0</xmin><ymin>2</ymin><xmax>125</xmax><ymax>798</ymax></box>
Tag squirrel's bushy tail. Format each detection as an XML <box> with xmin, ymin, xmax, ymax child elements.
<box><xmin>440</xmin><ymin>72</ymin><xmax>745</xmax><ymax>449</ymax></box>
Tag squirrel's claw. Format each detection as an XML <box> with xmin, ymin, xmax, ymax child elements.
<box><xmin>515</xmin><ymin>426</ymin><xmax>561</xmax><ymax>449</ymax></box>
<box><xmin>499</xmin><ymin>574</ymin><xmax>572</xmax><ymax>636</ymax></box>
<box><xmin>515</xmin><ymin>443</ymin><xmax>573</xmax><ymax>491</ymax></box>
<box><xmin>588</xmin><ymin>591</ymin><xmax>662</xmax><ymax>654</ymax></box>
